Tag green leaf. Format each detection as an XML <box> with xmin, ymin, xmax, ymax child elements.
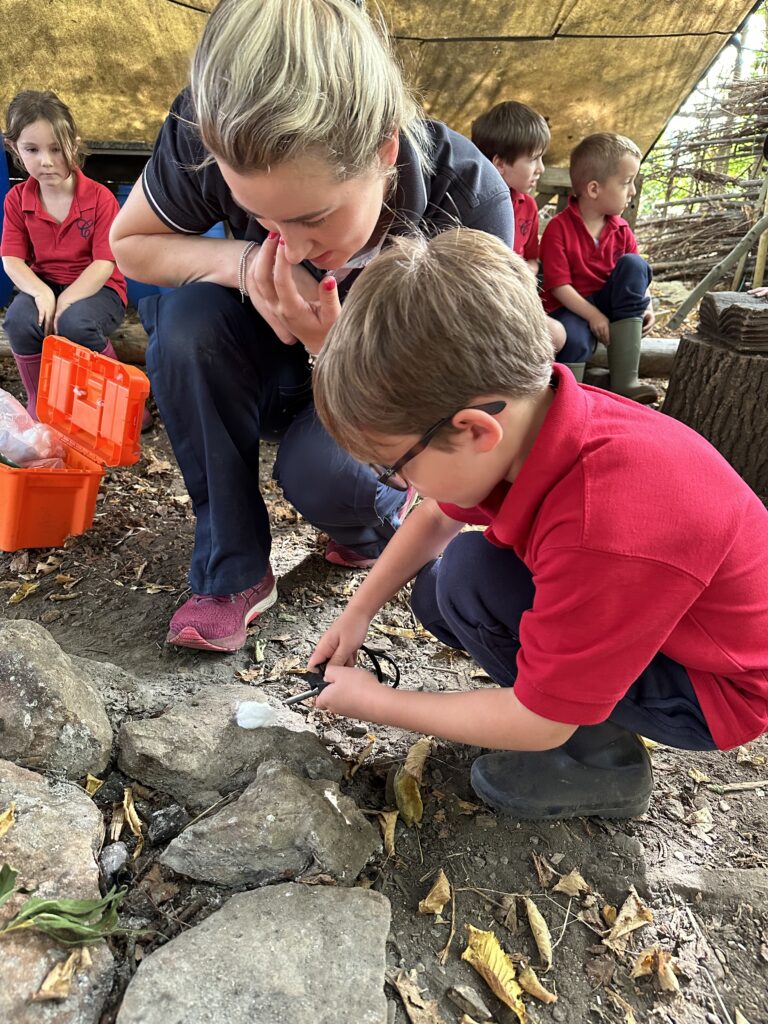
<box><xmin>0</xmin><ymin>865</ymin><xmax>19</xmax><ymax>910</ymax></box>
<box><xmin>0</xmin><ymin>886</ymin><xmax>129</xmax><ymax>946</ymax></box>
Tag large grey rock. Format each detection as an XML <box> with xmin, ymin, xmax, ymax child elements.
<box><xmin>118</xmin><ymin>685</ymin><xmax>341</xmax><ymax>812</ymax></box>
<box><xmin>0</xmin><ymin>620</ymin><xmax>113</xmax><ymax>777</ymax></box>
<box><xmin>160</xmin><ymin>760</ymin><xmax>380</xmax><ymax>886</ymax></box>
<box><xmin>0</xmin><ymin>760</ymin><xmax>114</xmax><ymax>1023</ymax></box>
<box><xmin>117</xmin><ymin>884</ymin><xmax>390</xmax><ymax>1024</ymax></box>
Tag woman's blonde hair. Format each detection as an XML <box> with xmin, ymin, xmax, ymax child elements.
<box><xmin>190</xmin><ymin>0</ymin><xmax>432</xmax><ymax>179</ymax></box>
<box><xmin>4</xmin><ymin>91</ymin><xmax>85</xmax><ymax>173</ymax></box>
<box><xmin>313</xmin><ymin>229</ymin><xmax>555</xmax><ymax>460</ymax></box>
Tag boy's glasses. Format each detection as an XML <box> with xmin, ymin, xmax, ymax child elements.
<box><xmin>371</xmin><ymin>401</ymin><xmax>507</xmax><ymax>491</ymax></box>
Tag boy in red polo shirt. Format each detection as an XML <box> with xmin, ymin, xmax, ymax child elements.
<box><xmin>1</xmin><ymin>91</ymin><xmax>127</xmax><ymax>419</ymax></box>
<box><xmin>471</xmin><ymin>101</ymin><xmax>548</xmax><ymax>274</ymax></box>
<box><xmin>307</xmin><ymin>229</ymin><xmax>768</xmax><ymax>821</ymax></box>
<box><xmin>540</xmin><ymin>132</ymin><xmax>657</xmax><ymax>403</ymax></box>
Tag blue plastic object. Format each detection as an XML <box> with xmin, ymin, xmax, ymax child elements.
<box><xmin>116</xmin><ymin>183</ymin><xmax>226</xmax><ymax>306</ymax></box>
<box><xmin>0</xmin><ymin>146</ymin><xmax>14</xmax><ymax>308</ymax></box>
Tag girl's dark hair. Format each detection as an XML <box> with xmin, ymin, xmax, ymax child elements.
<box><xmin>4</xmin><ymin>91</ymin><xmax>85</xmax><ymax>173</ymax></box>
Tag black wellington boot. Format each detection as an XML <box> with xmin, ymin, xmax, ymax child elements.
<box><xmin>470</xmin><ymin>722</ymin><xmax>653</xmax><ymax>820</ymax></box>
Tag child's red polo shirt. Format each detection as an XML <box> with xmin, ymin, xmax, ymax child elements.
<box><xmin>539</xmin><ymin>196</ymin><xmax>638</xmax><ymax>313</ymax></box>
<box><xmin>1</xmin><ymin>169</ymin><xmax>127</xmax><ymax>304</ymax></box>
<box><xmin>510</xmin><ymin>189</ymin><xmax>540</xmax><ymax>262</ymax></box>
<box><xmin>438</xmin><ymin>366</ymin><xmax>768</xmax><ymax>750</ymax></box>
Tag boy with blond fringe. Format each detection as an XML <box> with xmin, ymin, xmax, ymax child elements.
<box><xmin>308</xmin><ymin>229</ymin><xmax>768</xmax><ymax>821</ymax></box>
<box><xmin>539</xmin><ymin>132</ymin><xmax>656</xmax><ymax>402</ymax></box>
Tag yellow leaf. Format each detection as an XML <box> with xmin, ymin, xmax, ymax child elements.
<box><xmin>235</xmin><ymin>667</ymin><xmax>264</xmax><ymax>683</ymax></box>
<box><xmin>0</xmin><ymin>801</ymin><xmax>16</xmax><ymax>838</ymax></box>
<box><xmin>379</xmin><ymin>810</ymin><xmax>398</xmax><ymax>858</ymax></box>
<box><xmin>349</xmin><ymin>737</ymin><xmax>376</xmax><ymax>779</ymax></box>
<box><xmin>371</xmin><ymin>623</ymin><xmax>431</xmax><ymax>640</ymax></box>
<box><xmin>602</xmin><ymin>904</ymin><xmax>618</xmax><ymax>927</ymax></box>
<box><xmin>84</xmin><ymin>774</ymin><xmax>103</xmax><ymax>797</ymax></box>
<box><xmin>640</xmin><ymin>736</ymin><xmax>658</xmax><ymax>750</ymax></box>
<box><xmin>418</xmin><ymin>869</ymin><xmax>451</xmax><ymax>915</ymax></box>
<box><xmin>456</xmin><ymin>799</ymin><xmax>481</xmax><ymax>816</ymax></box>
<box><xmin>607</xmin><ymin>988</ymin><xmax>638</xmax><ymax>1024</ymax></box>
<box><xmin>604</xmin><ymin>887</ymin><xmax>653</xmax><ymax>953</ymax></box>
<box><xmin>518</xmin><ymin>964</ymin><xmax>557</xmax><ymax>1003</ymax></box>
<box><xmin>552</xmin><ymin>869</ymin><xmax>590</xmax><ymax>898</ymax></box>
<box><xmin>735</xmin><ymin>1010</ymin><xmax>754</xmax><ymax>1024</ymax></box>
<box><xmin>8</xmin><ymin>581</ymin><xmax>39</xmax><ymax>604</ymax></box>
<box><xmin>387</xmin><ymin>969</ymin><xmax>448</xmax><ymax>1024</ymax></box>
<box><xmin>110</xmin><ymin>803</ymin><xmax>126</xmax><ymax>842</ymax></box>
<box><xmin>123</xmin><ymin>788</ymin><xmax>144</xmax><ymax>859</ymax></box>
<box><xmin>394</xmin><ymin>766</ymin><xmax>423</xmax><ymax>827</ymax></box>
<box><xmin>403</xmin><ymin>736</ymin><xmax>432</xmax><ymax>782</ymax></box>
<box><xmin>461</xmin><ymin>924</ymin><xmax>527</xmax><ymax>1023</ymax></box>
<box><xmin>630</xmin><ymin>947</ymin><xmax>657</xmax><ymax>978</ymax></box>
<box><xmin>524</xmin><ymin>897</ymin><xmax>552</xmax><ymax>970</ymax></box>
<box><xmin>688</xmin><ymin>767</ymin><xmax>711</xmax><ymax>784</ymax></box>
<box><xmin>31</xmin><ymin>948</ymin><xmax>90</xmax><ymax>1001</ymax></box>
<box><xmin>656</xmin><ymin>949</ymin><xmax>680</xmax><ymax>992</ymax></box>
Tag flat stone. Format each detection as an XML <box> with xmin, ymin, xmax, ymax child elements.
<box><xmin>0</xmin><ymin>760</ymin><xmax>114</xmax><ymax>1023</ymax></box>
<box><xmin>117</xmin><ymin>884</ymin><xmax>390</xmax><ymax>1024</ymax></box>
<box><xmin>160</xmin><ymin>760</ymin><xmax>379</xmax><ymax>886</ymax></box>
<box><xmin>118</xmin><ymin>685</ymin><xmax>342</xmax><ymax>812</ymax></box>
<box><xmin>447</xmin><ymin>983</ymin><xmax>493</xmax><ymax>1019</ymax></box>
<box><xmin>147</xmin><ymin>804</ymin><xmax>190</xmax><ymax>846</ymax></box>
<box><xmin>0</xmin><ymin>619</ymin><xmax>113</xmax><ymax>778</ymax></box>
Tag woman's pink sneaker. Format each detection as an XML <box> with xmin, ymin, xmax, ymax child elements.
<box><xmin>166</xmin><ymin>566</ymin><xmax>277</xmax><ymax>652</ymax></box>
<box><xmin>324</xmin><ymin>487</ymin><xmax>417</xmax><ymax>568</ymax></box>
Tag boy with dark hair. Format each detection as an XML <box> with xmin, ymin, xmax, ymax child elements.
<box><xmin>540</xmin><ymin>132</ymin><xmax>656</xmax><ymax>402</ymax></box>
<box><xmin>308</xmin><ymin>228</ymin><xmax>768</xmax><ymax>821</ymax></box>
<box><xmin>471</xmin><ymin>100</ymin><xmax>550</xmax><ymax>273</ymax></box>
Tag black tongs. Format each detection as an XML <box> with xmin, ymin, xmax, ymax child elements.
<box><xmin>284</xmin><ymin>644</ymin><xmax>400</xmax><ymax>706</ymax></box>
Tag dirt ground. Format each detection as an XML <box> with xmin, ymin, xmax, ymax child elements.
<box><xmin>1</xmin><ymin>354</ymin><xmax>767</xmax><ymax>1024</ymax></box>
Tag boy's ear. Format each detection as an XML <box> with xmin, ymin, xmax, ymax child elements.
<box><xmin>491</xmin><ymin>155</ymin><xmax>507</xmax><ymax>173</ymax></box>
<box><xmin>452</xmin><ymin>409</ymin><xmax>503</xmax><ymax>453</ymax></box>
<box><xmin>585</xmin><ymin>179</ymin><xmax>601</xmax><ymax>199</ymax></box>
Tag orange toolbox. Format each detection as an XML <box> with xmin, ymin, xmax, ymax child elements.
<box><xmin>0</xmin><ymin>335</ymin><xmax>149</xmax><ymax>552</ymax></box>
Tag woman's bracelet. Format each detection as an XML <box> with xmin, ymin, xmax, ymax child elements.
<box><xmin>238</xmin><ymin>241</ymin><xmax>258</xmax><ymax>303</ymax></box>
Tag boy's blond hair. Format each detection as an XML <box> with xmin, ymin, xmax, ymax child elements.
<box><xmin>570</xmin><ymin>132</ymin><xmax>641</xmax><ymax>194</ymax></box>
<box><xmin>313</xmin><ymin>230</ymin><xmax>554</xmax><ymax>460</ymax></box>
<box><xmin>471</xmin><ymin>100</ymin><xmax>550</xmax><ymax>165</ymax></box>
<box><xmin>190</xmin><ymin>0</ymin><xmax>432</xmax><ymax>179</ymax></box>
<box><xmin>4</xmin><ymin>91</ymin><xmax>85</xmax><ymax>173</ymax></box>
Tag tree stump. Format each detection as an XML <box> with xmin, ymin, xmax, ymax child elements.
<box><xmin>662</xmin><ymin>331</ymin><xmax>768</xmax><ymax>497</ymax></box>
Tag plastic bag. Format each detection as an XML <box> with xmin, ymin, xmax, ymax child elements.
<box><xmin>0</xmin><ymin>389</ymin><xmax>66</xmax><ymax>469</ymax></box>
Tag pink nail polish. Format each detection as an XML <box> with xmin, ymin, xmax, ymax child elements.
<box><xmin>267</xmin><ymin>231</ymin><xmax>278</xmax><ymax>241</ymax></box>
<box><xmin>321</xmin><ymin>276</ymin><xmax>336</xmax><ymax>291</ymax></box>
<box><xmin>278</xmin><ymin>238</ymin><xmax>285</xmax><ymax>246</ymax></box>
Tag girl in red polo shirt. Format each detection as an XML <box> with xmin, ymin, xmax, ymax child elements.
<box><xmin>1</xmin><ymin>91</ymin><xmax>127</xmax><ymax>419</ymax></box>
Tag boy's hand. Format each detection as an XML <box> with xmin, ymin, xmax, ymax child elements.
<box><xmin>642</xmin><ymin>305</ymin><xmax>656</xmax><ymax>335</ymax></box>
<box><xmin>587</xmin><ymin>309</ymin><xmax>610</xmax><ymax>346</ymax></box>
<box><xmin>309</xmin><ymin>608</ymin><xmax>372</xmax><ymax>670</ymax></box>
<box><xmin>35</xmin><ymin>288</ymin><xmax>56</xmax><ymax>335</ymax></box>
<box><xmin>314</xmin><ymin>665</ymin><xmax>386</xmax><ymax>719</ymax></box>
<box><xmin>53</xmin><ymin>289</ymin><xmax>75</xmax><ymax>334</ymax></box>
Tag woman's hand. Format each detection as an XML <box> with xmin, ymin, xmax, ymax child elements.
<box><xmin>249</xmin><ymin>234</ymin><xmax>342</xmax><ymax>354</ymax></box>
<box><xmin>314</xmin><ymin>665</ymin><xmax>387</xmax><ymax>720</ymax></box>
<box><xmin>35</xmin><ymin>287</ymin><xmax>56</xmax><ymax>335</ymax></box>
<box><xmin>309</xmin><ymin>607</ymin><xmax>373</xmax><ymax>670</ymax></box>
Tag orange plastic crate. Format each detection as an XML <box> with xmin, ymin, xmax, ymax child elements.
<box><xmin>0</xmin><ymin>335</ymin><xmax>149</xmax><ymax>552</ymax></box>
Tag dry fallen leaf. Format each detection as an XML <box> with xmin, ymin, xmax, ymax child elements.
<box><xmin>84</xmin><ymin>774</ymin><xmax>103</xmax><ymax>797</ymax></box>
<box><xmin>379</xmin><ymin>809</ymin><xmax>398</xmax><ymax>858</ymax></box>
<box><xmin>348</xmin><ymin>737</ymin><xmax>376</xmax><ymax>778</ymax></box>
<box><xmin>267</xmin><ymin>655</ymin><xmax>303</xmax><ymax>681</ymax></box>
<box><xmin>234</xmin><ymin>667</ymin><xmax>264</xmax><ymax>684</ymax></box>
<box><xmin>531</xmin><ymin>852</ymin><xmax>556</xmax><ymax>888</ymax></box>
<box><xmin>524</xmin><ymin>897</ymin><xmax>552</xmax><ymax>970</ymax></box>
<box><xmin>371</xmin><ymin>623</ymin><xmax>431</xmax><ymax>640</ymax></box>
<box><xmin>404</xmin><ymin>736</ymin><xmax>432</xmax><ymax>781</ymax></box>
<box><xmin>735</xmin><ymin>1010</ymin><xmax>754</xmax><ymax>1024</ymax></box>
<box><xmin>607</xmin><ymin>988</ymin><xmax>638</xmax><ymax>1024</ymax></box>
<box><xmin>462</xmin><ymin>924</ymin><xmax>527</xmax><ymax>1023</ymax></box>
<box><xmin>0</xmin><ymin>801</ymin><xmax>16</xmax><ymax>838</ymax></box>
<box><xmin>604</xmin><ymin>887</ymin><xmax>653</xmax><ymax>953</ymax></box>
<box><xmin>602</xmin><ymin>904</ymin><xmax>618</xmax><ymax>927</ymax></box>
<box><xmin>456</xmin><ymin>799</ymin><xmax>481</xmax><ymax>816</ymax></box>
<box><xmin>688</xmin><ymin>767</ymin><xmax>710</xmax><ymax>784</ymax></box>
<box><xmin>418</xmin><ymin>869</ymin><xmax>451</xmax><ymax>915</ymax></box>
<box><xmin>394</xmin><ymin>768</ymin><xmax>423</xmax><ymax>827</ymax></box>
<box><xmin>110</xmin><ymin>803</ymin><xmax>126</xmax><ymax>842</ymax></box>
<box><xmin>123</xmin><ymin>788</ymin><xmax>144</xmax><ymax>859</ymax></box>
<box><xmin>553</xmin><ymin>869</ymin><xmax>590</xmax><ymax>897</ymax></box>
<box><xmin>8</xmin><ymin>580</ymin><xmax>39</xmax><ymax>604</ymax></box>
<box><xmin>387</xmin><ymin>969</ymin><xmax>448</xmax><ymax>1024</ymax></box>
<box><xmin>32</xmin><ymin>948</ymin><xmax>91</xmax><ymax>1001</ymax></box>
<box><xmin>36</xmin><ymin>556</ymin><xmax>62</xmax><ymax>575</ymax></box>
<box><xmin>518</xmin><ymin>964</ymin><xmax>557</xmax><ymax>1003</ymax></box>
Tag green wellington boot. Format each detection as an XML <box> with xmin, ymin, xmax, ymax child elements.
<box><xmin>470</xmin><ymin>722</ymin><xmax>653</xmax><ymax>820</ymax></box>
<box><xmin>562</xmin><ymin>362</ymin><xmax>585</xmax><ymax>382</ymax></box>
<box><xmin>607</xmin><ymin>317</ymin><xmax>658</xmax><ymax>404</ymax></box>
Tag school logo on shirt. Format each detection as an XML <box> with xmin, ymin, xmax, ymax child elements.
<box><xmin>517</xmin><ymin>217</ymin><xmax>532</xmax><ymax>239</ymax></box>
<box><xmin>76</xmin><ymin>217</ymin><xmax>94</xmax><ymax>238</ymax></box>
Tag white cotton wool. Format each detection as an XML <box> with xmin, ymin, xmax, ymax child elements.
<box><xmin>235</xmin><ymin>701</ymin><xmax>277</xmax><ymax>729</ymax></box>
